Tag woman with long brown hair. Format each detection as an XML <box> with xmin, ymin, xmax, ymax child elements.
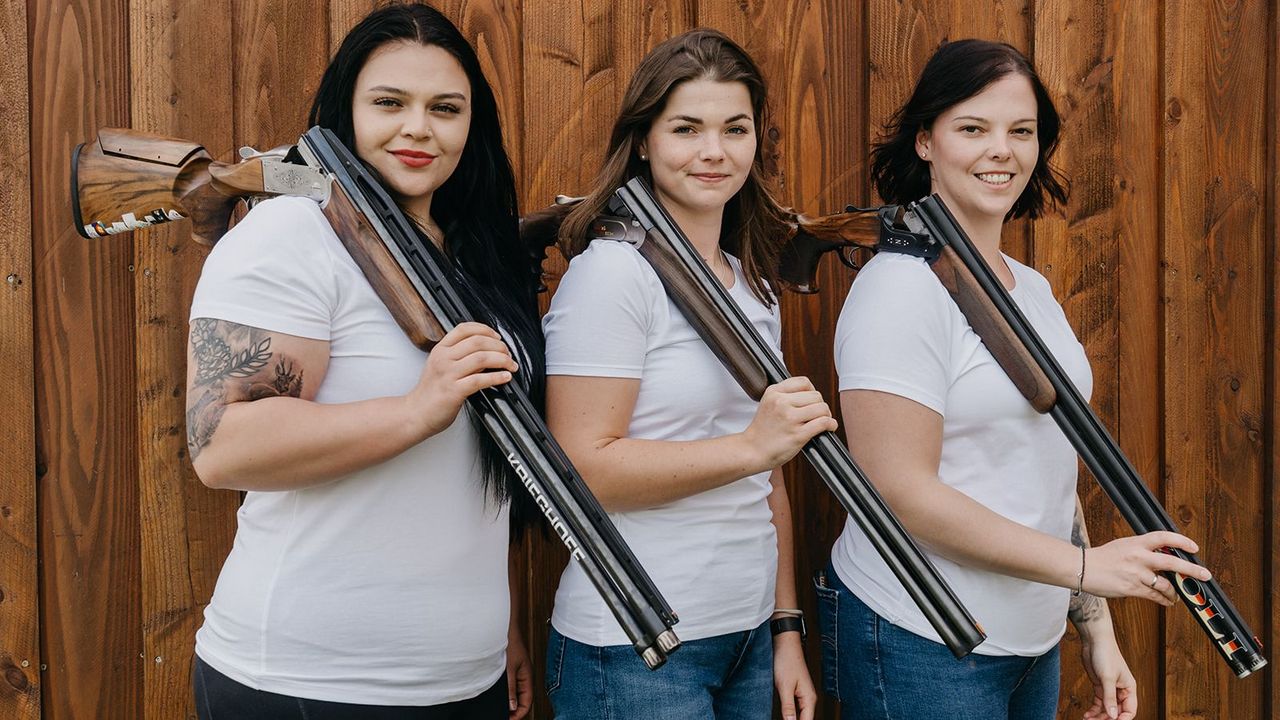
<box><xmin>541</xmin><ymin>29</ymin><xmax>830</xmax><ymax>720</ymax></box>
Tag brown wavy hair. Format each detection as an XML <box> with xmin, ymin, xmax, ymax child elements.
<box><xmin>559</xmin><ymin>28</ymin><xmax>787</xmax><ymax>306</ymax></box>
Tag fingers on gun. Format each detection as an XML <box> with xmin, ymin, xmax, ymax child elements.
<box><xmin>1143</xmin><ymin>530</ymin><xmax>1199</xmax><ymax>554</ymax></box>
<box><xmin>435</xmin><ymin>322</ymin><xmax>517</xmax><ymax>393</ymax></box>
<box><xmin>766</xmin><ymin>379</ymin><xmax>839</xmax><ymax>437</ymax></box>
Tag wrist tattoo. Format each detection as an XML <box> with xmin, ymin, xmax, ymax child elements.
<box><xmin>1068</xmin><ymin>495</ymin><xmax>1108</xmax><ymax>626</ymax></box>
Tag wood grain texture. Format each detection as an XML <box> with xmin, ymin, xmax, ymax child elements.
<box><xmin>1271</xmin><ymin>4</ymin><xmax>1279</xmax><ymax>718</ymax></box>
<box><xmin>9</xmin><ymin>2</ymin><xmax>1280</xmax><ymax>719</ymax></box>
<box><xmin>1163</xmin><ymin>0</ymin><xmax>1268</xmax><ymax>716</ymax></box>
<box><xmin>1033</xmin><ymin>1</ymin><xmax>1164</xmax><ymax>715</ymax></box>
<box><xmin>129</xmin><ymin>2</ymin><xmax>240</xmax><ymax>718</ymax></box>
<box><xmin>232</xmin><ymin>0</ymin><xmax>329</xmax><ymax>151</ymax></box>
<box><xmin>31</xmin><ymin>0</ymin><xmax>142</xmax><ymax>718</ymax></box>
<box><xmin>692</xmin><ymin>5</ymin><xmax>868</xmax><ymax>718</ymax></box>
<box><xmin>329</xmin><ymin>0</ymin><xmax>379</xmax><ymax>56</ymax></box>
<box><xmin>0</xmin><ymin>0</ymin><xmax>38</xmax><ymax>716</ymax></box>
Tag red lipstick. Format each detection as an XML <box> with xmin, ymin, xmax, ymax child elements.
<box><xmin>391</xmin><ymin>149</ymin><xmax>436</xmax><ymax>168</ymax></box>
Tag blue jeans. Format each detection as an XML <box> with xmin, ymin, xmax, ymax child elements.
<box><xmin>545</xmin><ymin>621</ymin><xmax>773</xmax><ymax>719</ymax></box>
<box><xmin>814</xmin><ymin>564</ymin><xmax>1060</xmax><ymax>720</ymax></box>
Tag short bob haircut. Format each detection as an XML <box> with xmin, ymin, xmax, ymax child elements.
<box><xmin>560</xmin><ymin>28</ymin><xmax>787</xmax><ymax>306</ymax></box>
<box><xmin>870</xmin><ymin>39</ymin><xmax>1069</xmax><ymax>219</ymax></box>
<box><xmin>307</xmin><ymin>3</ymin><xmax>544</xmax><ymax>520</ymax></box>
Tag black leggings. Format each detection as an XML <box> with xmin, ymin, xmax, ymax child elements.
<box><xmin>194</xmin><ymin>655</ymin><xmax>508</xmax><ymax>720</ymax></box>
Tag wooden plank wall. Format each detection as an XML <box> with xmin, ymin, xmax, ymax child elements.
<box><xmin>7</xmin><ymin>1</ymin><xmax>1275</xmax><ymax>718</ymax></box>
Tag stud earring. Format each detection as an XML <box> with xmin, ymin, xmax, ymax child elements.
<box><xmin>640</xmin><ymin>153</ymin><xmax>648</xmax><ymax>161</ymax></box>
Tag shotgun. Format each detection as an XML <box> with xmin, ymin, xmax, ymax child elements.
<box><xmin>780</xmin><ymin>194</ymin><xmax>1267</xmax><ymax>679</ymax></box>
<box><xmin>601</xmin><ymin>177</ymin><xmax>986</xmax><ymax>659</ymax></box>
<box><xmin>70</xmin><ymin>127</ymin><xmax>681</xmax><ymax>669</ymax></box>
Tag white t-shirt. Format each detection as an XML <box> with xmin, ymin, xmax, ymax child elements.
<box><xmin>543</xmin><ymin>239</ymin><xmax>780</xmax><ymax>646</ymax></box>
<box><xmin>831</xmin><ymin>251</ymin><xmax>1092</xmax><ymax>657</ymax></box>
<box><xmin>190</xmin><ymin>196</ymin><xmax>509</xmax><ymax>705</ymax></box>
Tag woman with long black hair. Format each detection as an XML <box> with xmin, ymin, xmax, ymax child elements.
<box><xmin>185</xmin><ymin>4</ymin><xmax>539</xmax><ymax>718</ymax></box>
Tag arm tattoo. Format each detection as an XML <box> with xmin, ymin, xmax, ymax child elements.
<box><xmin>1068</xmin><ymin>495</ymin><xmax>1109</xmax><ymax>627</ymax></box>
<box><xmin>186</xmin><ymin>318</ymin><xmax>306</xmax><ymax>460</ymax></box>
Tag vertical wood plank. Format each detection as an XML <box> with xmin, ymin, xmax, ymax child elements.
<box><xmin>1264</xmin><ymin>2</ymin><xmax>1274</xmax><ymax>712</ymax></box>
<box><xmin>30</xmin><ymin>0</ymin><xmax>142</xmax><ymax>717</ymax></box>
<box><xmin>519</xmin><ymin>6</ymin><xmax>587</xmax><ymax>715</ymax></box>
<box><xmin>696</xmin><ymin>3</ymin><xmax>868</xmax><ymax>718</ymax></box>
<box><xmin>232</xmin><ymin>0</ymin><xmax>329</xmax><ymax>151</ymax></box>
<box><xmin>868</xmin><ymin>0</ymin><xmax>1033</xmax><ymax>263</ymax></box>
<box><xmin>1164</xmin><ymin>0</ymin><xmax>1268</xmax><ymax>717</ymax></box>
<box><xmin>1033</xmin><ymin>1</ymin><xmax>1165</xmax><ymax>715</ymax></box>
<box><xmin>521</xmin><ymin>3</ymin><xmax>689</xmax><ymax>717</ymax></box>
<box><xmin>129</xmin><ymin>2</ymin><xmax>239</xmax><ymax>718</ymax></box>
<box><xmin>0</xmin><ymin>0</ymin><xmax>38</xmax><ymax>715</ymax></box>
<box><xmin>329</xmin><ymin>0</ymin><xmax>379</xmax><ymax>56</ymax></box>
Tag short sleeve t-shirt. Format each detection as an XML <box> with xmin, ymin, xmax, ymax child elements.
<box><xmin>831</xmin><ymin>251</ymin><xmax>1092</xmax><ymax>657</ymax></box>
<box><xmin>543</xmin><ymin>239</ymin><xmax>781</xmax><ymax>646</ymax></box>
<box><xmin>191</xmin><ymin>196</ymin><xmax>509</xmax><ymax>705</ymax></box>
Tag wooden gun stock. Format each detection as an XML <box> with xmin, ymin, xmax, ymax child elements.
<box><xmin>928</xmin><ymin>247</ymin><xmax>1056</xmax><ymax>412</ymax></box>
<box><xmin>778</xmin><ymin>209</ymin><xmax>882</xmax><ymax>293</ymax></box>
<box><xmin>72</xmin><ymin>128</ymin><xmax>257</xmax><ymax>245</ymax></box>
<box><xmin>323</xmin><ymin>184</ymin><xmax>447</xmax><ymax>350</ymax></box>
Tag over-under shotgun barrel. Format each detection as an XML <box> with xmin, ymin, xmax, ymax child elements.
<box><xmin>906</xmin><ymin>194</ymin><xmax>1267</xmax><ymax>679</ymax></box>
<box><xmin>607</xmin><ymin>177</ymin><xmax>986</xmax><ymax>659</ymax></box>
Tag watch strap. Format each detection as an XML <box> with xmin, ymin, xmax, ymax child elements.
<box><xmin>770</xmin><ymin>615</ymin><xmax>806</xmax><ymax>640</ymax></box>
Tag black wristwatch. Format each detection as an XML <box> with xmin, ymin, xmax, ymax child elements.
<box><xmin>770</xmin><ymin>615</ymin><xmax>806</xmax><ymax>641</ymax></box>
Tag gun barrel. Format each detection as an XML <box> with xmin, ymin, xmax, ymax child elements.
<box><xmin>910</xmin><ymin>194</ymin><xmax>1268</xmax><ymax>678</ymax></box>
<box><xmin>300</xmin><ymin>127</ymin><xmax>680</xmax><ymax>669</ymax></box>
<box><xmin>613</xmin><ymin>177</ymin><xmax>986</xmax><ymax>658</ymax></box>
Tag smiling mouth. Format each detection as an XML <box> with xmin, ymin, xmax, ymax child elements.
<box><xmin>976</xmin><ymin>172</ymin><xmax>1013</xmax><ymax>185</ymax></box>
<box><xmin>691</xmin><ymin>173</ymin><xmax>729</xmax><ymax>182</ymax></box>
<box><xmin>391</xmin><ymin>150</ymin><xmax>436</xmax><ymax>168</ymax></box>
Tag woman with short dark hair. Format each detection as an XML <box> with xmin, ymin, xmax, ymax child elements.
<box><xmin>819</xmin><ymin>39</ymin><xmax>1210</xmax><ymax>720</ymax></box>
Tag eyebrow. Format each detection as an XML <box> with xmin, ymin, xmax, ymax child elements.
<box><xmin>665</xmin><ymin>113</ymin><xmax>753</xmax><ymax>124</ymax></box>
<box><xmin>364</xmin><ymin>85</ymin><xmax>468</xmax><ymax>101</ymax></box>
<box><xmin>953</xmin><ymin>115</ymin><xmax>1036</xmax><ymax>124</ymax></box>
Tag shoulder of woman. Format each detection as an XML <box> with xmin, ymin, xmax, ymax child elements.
<box><xmin>212</xmin><ymin>196</ymin><xmax>333</xmax><ymax>253</ymax></box>
<box><xmin>851</xmin><ymin>251</ymin><xmax>951</xmax><ymax>301</ymax></box>
<box><xmin>561</xmin><ymin>237</ymin><xmax>661</xmax><ymax>292</ymax></box>
<box><xmin>200</xmin><ymin>196</ymin><xmax>340</xmax><ymax>288</ymax></box>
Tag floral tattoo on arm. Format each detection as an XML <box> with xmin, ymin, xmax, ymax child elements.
<box><xmin>186</xmin><ymin>318</ymin><xmax>305</xmax><ymax>460</ymax></box>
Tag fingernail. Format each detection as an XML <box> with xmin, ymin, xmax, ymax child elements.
<box><xmin>1202</xmin><ymin>570</ymin><xmax>1212</xmax><ymax>581</ymax></box>
<box><xmin>510</xmin><ymin>700</ymin><xmax>517</xmax><ymax>711</ymax></box>
<box><xmin>1109</xmin><ymin>706</ymin><xmax>1118</xmax><ymax>719</ymax></box>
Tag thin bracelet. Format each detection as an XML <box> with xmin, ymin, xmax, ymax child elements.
<box><xmin>1072</xmin><ymin>545</ymin><xmax>1086</xmax><ymax>597</ymax></box>
<box><xmin>772</xmin><ymin>608</ymin><xmax>804</xmax><ymax>617</ymax></box>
